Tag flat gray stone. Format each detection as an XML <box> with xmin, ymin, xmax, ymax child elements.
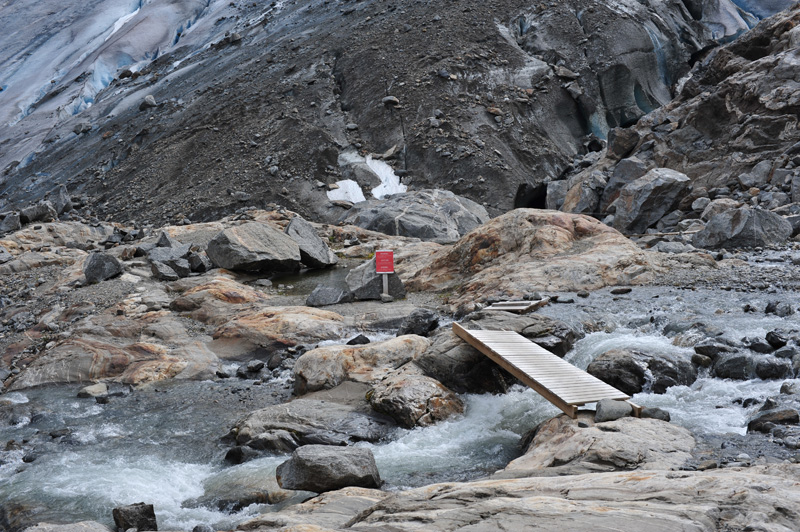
<box><xmin>276</xmin><ymin>445</ymin><xmax>381</xmax><ymax>492</ymax></box>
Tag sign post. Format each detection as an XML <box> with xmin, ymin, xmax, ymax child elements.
<box><xmin>375</xmin><ymin>250</ymin><xmax>394</xmax><ymax>296</ymax></box>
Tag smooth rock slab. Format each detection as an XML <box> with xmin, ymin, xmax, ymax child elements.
<box><xmin>206</xmin><ymin>222</ymin><xmax>301</xmax><ymax>272</ymax></box>
<box><xmin>276</xmin><ymin>445</ymin><xmax>381</xmax><ymax>493</ymax></box>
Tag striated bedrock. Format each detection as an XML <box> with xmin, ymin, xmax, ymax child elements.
<box><xmin>405</xmin><ymin>209</ymin><xmax>664</xmax><ymax>315</ymax></box>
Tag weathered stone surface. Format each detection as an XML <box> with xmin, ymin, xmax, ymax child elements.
<box><xmin>346</xmin><ymin>257</ymin><xmax>405</xmax><ymax>300</ymax></box>
<box><xmin>206</xmin><ymin>222</ymin><xmax>301</xmax><ymax>272</ymax></box>
<box><xmin>339</xmin><ymin>190</ymin><xmax>489</xmax><ymax>244</ymax></box>
<box><xmin>276</xmin><ymin>445</ymin><xmax>381</xmax><ymax>493</ymax></box>
<box><xmin>212</xmin><ymin>306</ymin><xmax>346</xmax><ymax>356</ymax></box>
<box><xmin>748</xmin><ymin>409</ymin><xmax>800</xmax><ymax>433</ymax></box>
<box><xmin>368</xmin><ymin>368</ymin><xmax>464</xmax><ymax>428</ymax></box>
<box><xmin>112</xmin><ymin>502</ymin><xmax>157</xmax><ymax>532</ymax></box>
<box><xmin>293</xmin><ymin>335</ymin><xmax>430</xmax><ymax>394</ymax></box>
<box><xmin>285</xmin><ymin>216</ymin><xmax>338</xmax><ymax>268</ymax></box>
<box><xmin>561</xmin><ymin>171</ymin><xmax>605</xmax><ymax>215</ymax></box>
<box><xmin>606</xmin><ymin>127</ymin><xmax>641</xmax><ymax>160</ymax></box>
<box><xmin>83</xmin><ymin>253</ymin><xmax>122</xmax><ymax>283</ymax></box>
<box><xmin>232</xmin><ymin>395</ymin><xmax>396</xmax><ymax>450</ymax></box>
<box><xmin>500</xmin><ymin>415</ymin><xmax>694</xmax><ymax>477</ymax></box>
<box><xmin>0</xmin><ymin>212</ymin><xmax>21</xmax><ymax>234</ymax></box>
<box><xmin>406</xmin><ymin>209</ymin><xmax>660</xmax><ymax>316</ymax></box>
<box><xmin>692</xmin><ymin>207</ymin><xmax>792</xmax><ymax>249</ymax></box>
<box><xmin>611</xmin><ymin>168</ymin><xmax>691</xmax><ymax>234</ymax></box>
<box><xmin>305</xmin><ymin>285</ymin><xmax>353</xmax><ymax>307</ymax></box>
<box><xmin>416</xmin><ymin>311</ymin><xmax>578</xmax><ymax>393</ymax></box>
<box><xmin>587</xmin><ymin>348</ymin><xmax>696</xmax><ymax>395</ymax></box>
<box><xmin>23</xmin><ymin>522</ymin><xmax>112</xmax><ymax>532</ymax></box>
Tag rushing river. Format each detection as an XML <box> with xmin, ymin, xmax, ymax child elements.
<box><xmin>1</xmin><ymin>282</ymin><xmax>798</xmax><ymax>529</ymax></box>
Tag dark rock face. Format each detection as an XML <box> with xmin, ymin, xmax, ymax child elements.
<box><xmin>748</xmin><ymin>409</ymin><xmax>800</xmax><ymax>433</ymax></box>
<box><xmin>83</xmin><ymin>253</ymin><xmax>122</xmax><ymax>284</ymax></box>
<box><xmin>285</xmin><ymin>216</ymin><xmax>338</xmax><ymax>268</ymax></box>
<box><xmin>339</xmin><ymin>190</ymin><xmax>489</xmax><ymax>243</ymax></box>
<box><xmin>0</xmin><ymin>0</ymin><xmax>756</xmax><ymax>227</ymax></box>
<box><xmin>396</xmin><ymin>309</ymin><xmax>440</xmax><ymax>337</ymax></box>
<box><xmin>0</xmin><ymin>212</ymin><xmax>21</xmax><ymax>234</ymax></box>
<box><xmin>346</xmin><ymin>258</ymin><xmax>405</xmax><ymax>301</ymax></box>
<box><xmin>692</xmin><ymin>207</ymin><xmax>792</xmax><ymax>249</ymax></box>
<box><xmin>611</xmin><ymin>168</ymin><xmax>691</xmax><ymax>234</ymax></box>
<box><xmin>587</xmin><ymin>348</ymin><xmax>697</xmax><ymax>395</ymax></box>
<box><xmin>207</xmin><ymin>222</ymin><xmax>301</xmax><ymax>272</ymax></box>
<box><xmin>306</xmin><ymin>285</ymin><xmax>353</xmax><ymax>307</ymax></box>
<box><xmin>276</xmin><ymin>445</ymin><xmax>381</xmax><ymax>493</ymax></box>
<box><xmin>112</xmin><ymin>502</ymin><xmax>157</xmax><ymax>532</ymax></box>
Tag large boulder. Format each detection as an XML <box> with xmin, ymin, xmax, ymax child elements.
<box><xmin>232</xmin><ymin>395</ymin><xmax>396</xmax><ymax>450</ymax></box>
<box><xmin>416</xmin><ymin>311</ymin><xmax>579</xmax><ymax>393</ymax></box>
<box><xmin>692</xmin><ymin>207</ymin><xmax>792</xmax><ymax>249</ymax></box>
<box><xmin>0</xmin><ymin>212</ymin><xmax>21</xmax><ymax>234</ymax></box>
<box><xmin>586</xmin><ymin>348</ymin><xmax>697</xmax><ymax>395</ymax></box>
<box><xmin>83</xmin><ymin>253</ymin><xmax>122</xmax><ymax>283</ymax></box>
<box><xmin>405</xmin><ymin>209</ymin><xmax>658</xmax><ymax>316</ymax></box>
<box><xmin>285</xmin><ymin>216</ymin><xmax>338</xmax><ymax>268</ymax></box>
<box><xmin>276</xmin><ymin>445</ymin><xmax>381</xmax><ymax>493</ymax></box>
<box><xmin>112</xmin><ymin>503</ymin><xmax>157</xmax><ymax>532</ymax></box>
<box><xmin>293</xmin><ymin>335</ymin><xmax>430</xmax><ymax>394</ymax></box>
<box><xmin>20</xmin><ymin>201</ymin><xmax>58</xmax><ymax>224</ymax></box>
<box><xmin>499</xmin><ymin>414</ymin><xmax>694</xmax><ymax>477</ymax></box>
<box><xmin>611</xmin><ymin>168</ymin><xmax>691</xmax><ymax>234</ymax></box>
<box><xmin>206</xmin><ymin>222</ymin><xmax>301</xmax><ymax>271</ymax></box>
<box><xmin>305</xmin><ymin>285</ymin><xmax>353</xmax><ymax>307</ymax></box>
<box><xmin>346</xmin><ymin>257</ymin><xmax>406</xmax><ymax>300</ymax></box>
<box><xmin>368</xmin><ymin>368</ymin><xmax>464</xmax><ymax>428</ymax></box>
<box><xmin>339</xmin><ymin>189</ymin><xmax>489</xmax><ymax>244</ymax></box>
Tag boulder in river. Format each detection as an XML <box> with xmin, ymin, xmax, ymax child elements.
<box><xmin>276</xmin><ymin>445</ymin><xmax>382</xmax><ymax>493</ymax></box>
<box><xmin>396</xmin><ymin>308</ymin><xmax>439</xmax><ymax>337</ymax></box>
<box><xmin>293</xmin><ymin>335</ymin><xmax>430</xmax><ymax>394</ymax></box>
<box><xmin>112</xmin><ymin>502</ymin><xmax>157</xmax><ymax>532</ymax></box>
<box><xmin>206</xmin><ymin>222</ymin><xmax>301</xmax><ymax>272</ymax></box>
<box><xmin>24</xmin><ymin>523</ymin><xmax>112</xmax><ymax>532</ymax></box>
<box><xmin>368</xmin><ymin>368</ymin><xmax>464</xmax><ymax>428</ymax></box>
<box><xmin>339</xmin><ymin>189</ymin><xmax>489</xmax><ymax>244</ymax></box>
<box><xmin>284</xmin><ymin>216</ymin><xmax>338</xmax><ymax>268</ymax></box>
<box><xmin>692</xmin><ymin>207</ymin><xmax>792</xmax><ymax>249</ymax></box>
<box><xmin>586</xmin><ymin>348</ymin><xmax>696</xmax><ymax>395</ymax></box>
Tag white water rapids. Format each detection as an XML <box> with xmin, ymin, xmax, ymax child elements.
<box><xmin>1</xmin><ymin>284</ymin><xmax>798</xmax><ymax>528</ymax></box>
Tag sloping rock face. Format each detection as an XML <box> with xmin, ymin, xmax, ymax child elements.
<box><xmin>1</xmin><ymin>0</ymin><xmax>768</xmax><ymax>226</ymax></box>
<box><xmin>559</xmin><ymin>6</ymin><xmax>800</xmax><ymax>234</ymax></box>
<box><xmin>339</xmin><ymin>190</ymin><xmax>489</xmax><ymax>244</ymax></box>
<box><xmin>406</xmin><ymin>209</ymin><xmax>656</xmax><ymax>315</ymax></box>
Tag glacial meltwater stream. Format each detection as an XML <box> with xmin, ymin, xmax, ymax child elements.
<box><xmin>1</xmin><ymin>282</ymin><xmax>799</xmax><ymax>529</ymax></box>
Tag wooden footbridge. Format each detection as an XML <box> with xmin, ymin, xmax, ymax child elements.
<box><xmin>453</xmin><ymin>323</ymin><xmax>640</xmax><ymax>418</ymax></box>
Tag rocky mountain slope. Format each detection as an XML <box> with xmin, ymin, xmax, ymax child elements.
<box><xmin>0</xmin><ymin>0</ymin><xmax>791</xmax><ymax>227</ymax></box>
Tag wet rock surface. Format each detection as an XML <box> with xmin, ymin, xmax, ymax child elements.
<box><xmin>276</xmin><ymin>445</ymin><xmax>382</xmax><ymax>493</ymax></box>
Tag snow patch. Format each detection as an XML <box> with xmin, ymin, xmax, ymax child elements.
<box><xmin>367</xmin><ymin>155</ymin><xmax>406</xmax><ymax>199</ymax></box>
<box><xmin>327</xmin><ymin>179</ymin><xmax>366</xmax><ymax>204</ymax></box>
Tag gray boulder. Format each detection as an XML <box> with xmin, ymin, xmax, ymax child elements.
<box><xmin>339</xmin><ymin>189</ymin><xmax>489</xmax><ymax>244</ymax></box>
<box><xmin>83</xmin><ymin>253</ymin><xmax>122</xmax><ymax>283</ymax></box>
<box><xmin>611</xmin><ymin>168</ymin><xmax>690</xmax><ymax>234</ymax></box>
<box><xmin>50</xmin><ymin>185</ymin><xmax>73</xmax><ymax>214</ymax></box>
<box><xmin>595</xmin><ymin>399</ymin><xmax>633</xmax><ymax>422</ymax></box>
<box><xmin>692</xmin><ymin>207</ymin><xmax>792</xmax><ymax>249</ymax></box>
<box><xmin>396</xmin><ymin>308</ymin><xmax>439</xmax><ymax>337</ymax></box>
<box><xmin>306</xmin><ymin>285</ymin><xmax>353</xmax><ymax>307</ymax></box>
<box><xmin>139</xmin><ymin>95</ymin><xmax>158</xmax><ymax>110</ymax></box>
<box><xmin>600</xmin><ymin>157</ymin><xmax>649</xmax><ymax>210</ymax></box>
<box><xmin>0</xmin><ymin>212</ymin><xmax>21</xmax><ymax>234</ymax></box>
<box><xmin>587</xmin><ymin>348</ymin><xmax>697</xmax><ymax>395</ymax></box>
<box><xmin>285</xmin><ymin>216</ymin><xmax>338</xmax><ymax>268</ymax></box>
<box><xmin>545</xmin><ymin>181</ymin><xmax>568</xmax><ymax>211</ymax></box>
<box><xmin>346</xmin><ymin>257</ymin><xmax>405</xmax><ymax>300</ymax></box>
<box><xmin>150</xmin><ymin>261</ymin><xmax>180</xmax><ymax>281</ymax></box>
<box><xmin>276</xmin><ymin>445</ymin><xmax>381</xmax><ymax>493</ymax></box>
<box><xmin>20</xmin><ymin>201</ymin><xmax>58</xmax><ymax>224</ymax></box>
<box><xmin>0</xmin><ymin>245</ymin><xmax>12</xmax><ymax>264</ymax></box>
<box><xmin>112</xmin><ymin>502</ymin><xmax>157</xmax><ymax>532</ymax></box>
<box><xmin>369</xmin><ymin>372</ymin><xmax>464</xmax><ymax>428</ymax></box>
<box><xmin>207</xmin><ymin>222</ymin><xmax>301</xmax><ymax>272</ymax></box>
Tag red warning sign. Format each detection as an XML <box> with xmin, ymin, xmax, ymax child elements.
<box><xmin>375</xmin><ymin>250</ymin><xmax>394</xmax><ymax>274</ymax></box>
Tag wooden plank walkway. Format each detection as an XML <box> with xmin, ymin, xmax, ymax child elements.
<box><xmin>453</xmin><ymin>323</ymin><xmax>636</xmax><ymax>418</ymax></box>
<box><xmin>484</xmin><ymin>299</ymin><xmax>549</xmax><ymax>314</ymax></box>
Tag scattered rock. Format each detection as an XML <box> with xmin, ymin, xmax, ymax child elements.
<box><xmin>139</xmin><ymin>95</ymin><xmax>158</xmax><ymax>111</ymax></box>
<box><xmin>594</xmin><ymin>399</ymin><xmax>632</xmax><ymax>422</ymax></box>
<box><xmin>83</xmin><ymin>253</ymin><xmax>123</xmax><ymax>283</ymax></box>
<box><xmin>276</xmin><ymin>445</ymin><xmax>381</xmax><ymax>493</ymax></box>
<box><xmin>112</xmin><ymin>502</ymin><xmax>157</xmax><ymax>532</ymax></box>
<box><xmin>747</xmin><ymin>409</ymin><xmax>800</xmax><ymax>433</ymax></box>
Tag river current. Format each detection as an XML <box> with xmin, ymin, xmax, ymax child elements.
<box><xmin>1</xmin><ymin>280</ymin><xmax>798</xmax><ymax>529</ymax></box>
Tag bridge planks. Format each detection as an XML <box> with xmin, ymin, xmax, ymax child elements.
<box><xmin>453</xmin><ymin>323</ymin><xmax>633</xmax><ymax>418</ymax></box>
